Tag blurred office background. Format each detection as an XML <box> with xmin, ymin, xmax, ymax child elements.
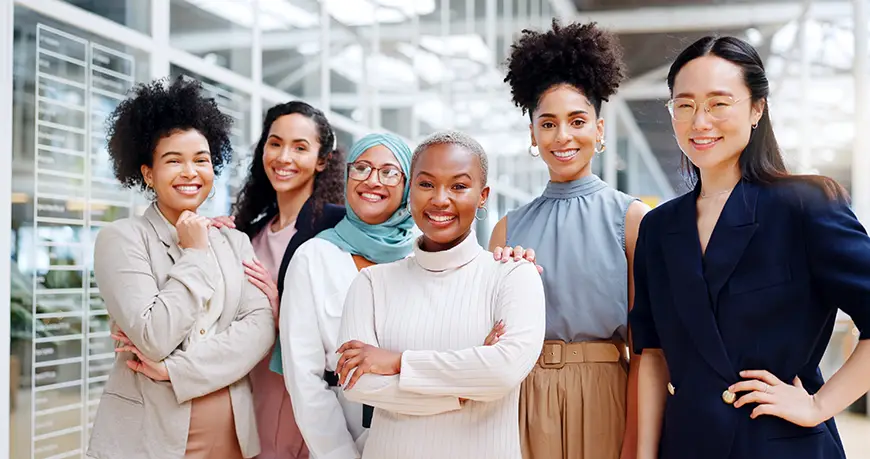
<box><xmin>1</xmin><ymin>0</ymin><xmax>868</xmax><ymax>457</ymax></box>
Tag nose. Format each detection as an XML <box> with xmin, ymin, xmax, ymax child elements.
<box><xmin>181</xmin><ymin>161</ymin><xmax>198</xmax><ymax>178</ymax></box>
<box><xmin>691</xmin><ymin>107</ymin><xmax>714</xmax><ymax>131</ymax></box>
<box><xmin>554</xmin><ymin>124</ymin><xmax>571</xmax><ymax>144</ymax></box>
<box><xmin>364</xmin><ymin>169</ymin><xmax>382</xmax><ymax>187</ymax></box>
<box><xmin>431</xmin><ymin>186</ymin><xmax>449</xmax><ymax>207</ymax></box>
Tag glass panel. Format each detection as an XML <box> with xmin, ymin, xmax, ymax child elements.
<box><xmin>259</xmin><ymin>0</ymin><xmax>322</xmax><ymax>98</ymax></box>
<box><xmin>59</xmin><ymin>0</ymin><xmax>151</xmax><ymax>35</ymax></box>
<box><xmin>10</xmin><ymin>6</ymin><xmax>150</xmax><ymax>458</ymax></box>
<box><xmin>170</xmin><ymin>65</ymin><xmax>252</xmax><ymax>217</ymax></box>
<box><xmin>170</xmin><ymin>0</ymin><xmax>253</xmax><ymax>77</ymax></box>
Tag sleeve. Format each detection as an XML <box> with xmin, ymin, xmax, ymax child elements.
<box><xmin>337</xmin><ymin>271</ymin><xmax>463</xmax><ymax>415</ymax></box>
<box><xmin>164</xmin><ymin>234</ymin><xmax>276</xmax><ymax>403</ymax></box>
<box><xmin>803</xmin><ymin>196</ymin><xmax>870</xmax><ymax>339</ymax></box>
<box><xmin>93</xmin><ymin>223</ymin><xmax>217</xmax><ymax>362</ymax></box>
<box><xmin>281</xmin><ymin>248</ymin><xmax>360</xmax><ymax>459</ymax></box>
<box><xmin>397</xmin><ymin>263</ymin><xmax>545</xmax><ymax>402</ymax></box>
<box><xmin>628</xmin><ymin>216</ymin><xmax>661</xmax><ymax>352</ymax></box>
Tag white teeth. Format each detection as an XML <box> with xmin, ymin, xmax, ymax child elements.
<box><xmin>274</xmin><ymin>168</ymin><xmax>296</xmax><ymax>177</ymax></box>
<box><xmin>693</xmin><ymin>139</ymin><xmax>717</xmax><ymax>145</ymax></box>
<box><xmin>175</xmin><ymin>185</ymin><xmax>199</xmax><ymax>193</ymax></box>
<box><xmin>361</xmin><ymin>193</ymin><xmax>384</xmax><ymax>201</ymax></box>
<box><xmin>552</xmin><ymin>149</ymin><xmax>578</xmax><ymax>158</ymax></box>
<box><xmin>427</xmin><ymin>214</ymin><xmax>455</xmax><ymax>223</ymax></box>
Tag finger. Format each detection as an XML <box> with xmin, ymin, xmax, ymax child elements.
<box><xmin>513</xmin><ymin>246</ymin><xmax>524</xmax><ymax>261</ymax></box>
<box><xmin>245</xmin><ymin>267</ymin><xmax>270</xmax><ymax>283</ymax></box>
<box><xmin>338</xmin><ymin>356</ymin><xmax>364</xmax><ymax>386</ymax></box>
<box><xmin>734</xmin><ymin>391</ymin><xmax>774</xmax><ymax>408</ymax></box>
<box><xmin>336</xmin><ymin>349</ymin><xmax>361</xmax><ymax>376</ymax></box>
<box><xmin>729</xmin><ymin>380</ymin><xmax>769</xmax><ymax>394</ymax></box>
<box><xmin>501</xmin><ymin>247</ymin><xmax>513</xmax><ymax>262</ymax></box>
<box><xmin>750</xmin><ymin>403</ymin><xmax>780</xmax><ymax>420</ymax></box>
<box><xmin>110</xmin><ymin>334</ymin><xmax>133</xmax><ymax>346</ymax></box>
<box><xmin>246</xmin><ymin>275</ymin><xmax>270</xmax><ymax>293</ymax></box>
<box><xmin>524</xmin><ymin>248</ymin><xmax>536</xmax><ymax>263</ymax></box>
<box><xmin>537</xmin><ymin>264</ymin><xmax>544</xmax><ymax>274</ymax></box>
<box><xmin>126</xmin><ymin>360</ymin><xmax>141</xmax><ymax>373</ymax></box>
<box><xmin>493</xmin><ymin>246</ymin><xmax>503</xmax><ymax>261</ymax></box>
<box><xmin>740</xmin><ymin>370</ymin><xmax>783</xmax><ymax>386</ymax></box>
<box><xmin>793</xmin><ymin>376</ymin><xmax>803</xmax><ymax>389</ymax></box>
<box><xmin>337</xmin><ymin>340</ymin><xmax>363</xmax><ymax>354</ymax></box>
<box><xmin>345</xmin><ymin>363</ymin><xmax>368</xmax><ymax>391</ymax></box>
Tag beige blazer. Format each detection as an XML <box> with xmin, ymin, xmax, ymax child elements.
<box><xmin>86</xmin><ymin>204</ymin><xmax>275</xmax><ymax>459</ymax></box>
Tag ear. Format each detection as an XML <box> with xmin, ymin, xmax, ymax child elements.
<box><xmin>597</xmin><ymin>117</ymin><xmax>606</xmax><ymax>142</ymax></box>
<box><xmin>479</xmin><ymin>185</ymin><xmax>491</xmax><ymax>209</ymax></box>
<box><xmin>140</xmin><ymin>164</ymin><xmax>153</xmax><ymax>188</ymax></box>
<box><xmin>751</xmin><ymin>98</ymin><xmax>766</xmax><ymax>126</ymax></box>
<box><xmin>528</xmin><ymin>123</ymin><xmax>536</xmax><ymax>147</ymax></box>
<box><xmin>315</xmin><ymin>153</ymin><xmax>329</xmax><ymax>173</ymax></box>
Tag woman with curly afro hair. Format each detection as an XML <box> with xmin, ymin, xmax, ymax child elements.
<box><xmin>209</xmin><ymin>101</ymin><xmax>346</xmax><ymax>459</ymax></box>
<box><xmin>491</xmin><ymin>21</ymin><xmax>649</xmax><ymax>459</ymax></box>
<box><xmin>89</xmin><ymin>76</ymin><xmax>275</xmax><ymax>459</ymax></box>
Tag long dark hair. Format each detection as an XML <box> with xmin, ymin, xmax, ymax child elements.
<box><xmin>233</xmin><ymin>101</ymin><xmax>345</xmax><ymax>238</ymax></box>
<box><xmin>667</xmin><ymin>36</ymin><xmax>846</xmax><ymax>200</ymax></box>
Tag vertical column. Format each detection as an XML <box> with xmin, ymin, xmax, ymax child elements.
<box><xmin>440</xmin><ymin>0</ymin><xmax>450</xmax><ymax>129</ymax></box>
<box><xmin>251</xmin><ymin>0</ymin><xmax>263</xmax><ymax>146</ymax></box>
<box><xmin>798</xmin><ymin>9</ymin><xmax>811</xmax><ymax>173</ymax></box>
<box><xmin>603</xmin><ymin>100</ymin><xmax>618</xmax><ymax>187</ymax></box>
<box><xmin>853</xmin><ymin>0</ymin><xmax>869</xmax><ymax>224</ymax></box>
<box><xmin>371</xmin><ymin>8</ymin><xmax>381</xmax><ymax>130</ymax></box>
<box><xmin>150</xmin><ymin>0</ymin><xmax>170</xmax><ymax>79</ymax></box>
<box><xmin>410</xmin><ymin>7</ymin><xmax>421</xmax><ymax>140</ymax></box>
<box><xmin>0</xmin><ymin>0</ymin><xmax>13</xmax><ymax>452</ymax></box>
<box><xmin>319</xmin><ymin>0</ymin><xmax>330</xmax><ymax>113</ymax></box>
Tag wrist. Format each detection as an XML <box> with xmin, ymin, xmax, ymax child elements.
<box><xmin>809</xmin><ymin>393</ymin><xmax>831</xmax><ymax>425</ymax></box>
<box><xmin>394</xmin><ymin>352</ymin><xmax>403</xmax><ymax>374</ymax></box>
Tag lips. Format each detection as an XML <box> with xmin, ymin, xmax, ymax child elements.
<box><xmin>424</xmin><ymin>211</ymin><xmax>457</xmax><ymax>228</ymax></box>
<box><xmin>173</xmin><ymin>184</ymin><xmax>202</xmax><ymax>196</ymax></box>
<box><xmin>272</xmin><ymin>167</ymin><xmax>299</xmax><ymax>180</ymax></box>
<box><xmin>550</xmin><ymin>149</ymin><xmax>579</xmax><ymax>162</ymax></box>
<box><xmin>690</xmin><ymin>137</ymin><xmax>722</xmax><ymax>150</ymax></box>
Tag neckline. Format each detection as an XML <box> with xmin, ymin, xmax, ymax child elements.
<box><xmin>413</xmin><ymin>231</ymin><xmax>482</xmax><ymax>272</ymax></box>
<box><xmin>542</xmin><ymin>174</ymin><xmax>607</xmax><ymax>199</ymax></box>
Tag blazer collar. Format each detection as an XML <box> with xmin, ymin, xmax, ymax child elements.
<box><xmin>144</xmin><ymin>203</ymin><xmax>182</xmax><ymax>262</ymax></box>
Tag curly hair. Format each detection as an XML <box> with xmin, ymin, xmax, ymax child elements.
<box><xmin>105</xmin><ymin>75</ymin><xmax>233</xmax><ymax>189</ymax></box>
<box><xmin>233</xmin><ymin>101</ymin><xmax>345</xmax><ymax>238</ymax></box>
<box><xmin>504</xmin><ymin>20</ymin><xmax>628</xmax><ymax>118</ymax></box>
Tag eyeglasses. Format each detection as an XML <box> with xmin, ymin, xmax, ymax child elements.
<box><xmin>665</xmin><ymin>95</ymin><xmax>750</xmax><ymax>122</ymax></box>
<box><xmin>347</xmin><ymin>161</ymin><xmax>404</xmax><ymax>187</ymax></box>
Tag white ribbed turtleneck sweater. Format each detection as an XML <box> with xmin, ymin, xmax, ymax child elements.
<box><xmin>337</xmin><ymin>232</ymin><xmax>546</xmax><ymax>459</ymax></box>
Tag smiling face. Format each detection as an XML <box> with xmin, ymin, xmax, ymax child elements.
<box><xmin>530</xmin><ymin>84</ymin><xmax>605</xmax><ymax>183</ymax></box>
<box><xmin>140</xmin><ymin>128</ymin><xmax>214</xmax><ymax>223</ymax></box>
<box><xmin>670</xmin><ymin>55</ymin><xmax>764</xmax><ymax>175</ymax></box>
<box><xmin>346</xmin><ymin>145</ymin><xmax>406</xmax><ymax>225</ymax></box>
<box><xmin>262</xmin><ymin>113</ymin><xmax>326</xmax><ymax>198</ymax></box>
<box><xmin>410</xmin><ymin>143</ymin><xmax>489</xmax><ymax>252</ymax></box>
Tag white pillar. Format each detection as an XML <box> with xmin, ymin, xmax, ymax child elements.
<box><xmin>250</xmin><ymin>0</ymin><xmax>263</xmax><ymax>144</ymax></box>
<box><xmin>0</xmin><ymin>0</ymin><xmax>13</xmax><ymax>452</ymax></box>
<box><xmin>150</xmin><ymin>0</ymin><xmax>170</xmax><ymax>79</ymax></box>
<box><xmin>603</xmin><ymin>100</ymin><xmax>619</xmax><ymax>187</ymax></box>
<box><xmin>798</xmin><ymin>9</ymin><xmax>812</xmax><ymax>173</ymax></box>
<box><xmin>853</xmin><ymin>0</ymin><xmax>869</xmax><ymax>225</ymax></box>
<box><xmin>319</xmin><ymin>0</ymin><xmax>330</xmax><ymax>112</ymax></box>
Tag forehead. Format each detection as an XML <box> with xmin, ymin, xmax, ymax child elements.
<box><xmin>672</xmin><ymin>55</ymin><xmax>748</xmax><ymax>98</ymax></box>
<box><xmin>269</xmin><ymin>113</ymin><xmax>319</xmax><ymax>139</ymax></box>
<box><xmin>534</xmin><ymin>84</ymin><xmax>594</xmax><ymax>116</ymax></box>
<box><xmin>416</xmin><ymin>143</ymin><xmax>480</xmax><ymax>174</ymax></box>
<box><xmin>154</xmin><ymin>129</ymin><xmax>209</xmax><ymax>154</ymax></box>
<box><xmin>356</xmin><ymin>144</ymin><xmax>400</xmax><ymax>166</ymax></box>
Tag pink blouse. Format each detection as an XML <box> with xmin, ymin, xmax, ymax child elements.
<box><xmin>249</xmin><ymin>218</ymin><xmax>309</xmax><ymax>459</ymax></box>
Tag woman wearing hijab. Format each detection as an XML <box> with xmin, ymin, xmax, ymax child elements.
<box><xmin>279</xmin><ymin>133</ymin><xmax>417</xmax><ymax>459</ymax></box>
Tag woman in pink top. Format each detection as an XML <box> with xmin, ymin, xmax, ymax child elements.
<box><xmin>215</xmin><ymin>101</ymin><xmax>345</xmax><ymax>459</ymax></box>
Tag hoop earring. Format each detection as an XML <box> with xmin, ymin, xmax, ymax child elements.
<box><xmin>528</xmin><ymin>145</ymin><xmax>539</xmax><ymax>157</ymax></box>
<box><xmin>406</xmin><ymin>201</ymin><xmax>412</xmax><ymax>215</ymax></box>
<box><xmin>474</xmin><ymin>205</ymin><xmax>488</xmax><ymax>221</ymax></box>
<box><xmin>207</xmin><ymin>187</ymin><xmax>216</xmax><ymax>200</ymax></box>
<box><xmin>751</xmin><ymin>122</ymin><xmax>759</xmax><ymax>130</ymax></box>
<box><xmin>595</xmin><ymin>138</ymin><xmax>607</xmax><ymax>155</ymax></box>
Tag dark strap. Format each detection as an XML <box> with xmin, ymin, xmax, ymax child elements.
<box><xmin>323</xmin><ymin>370</ymin><xmax>374</xmax><ymax>428</ymax></box>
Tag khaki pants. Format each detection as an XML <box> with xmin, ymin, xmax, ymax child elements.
<box><xmin>185</xmin><ymin>387</ymin><xmax>244</xmax><ymax>459</ymax></box>
<box><xmin>519</xmin><ymin>341</ymin><xmax>628</xmax><ymax>459</ymax></box>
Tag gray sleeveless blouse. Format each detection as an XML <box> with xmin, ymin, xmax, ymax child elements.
<box><xmin>506</xmin><ymin>174</ymin><xmax>637</xmax><ymax>342</ymax></box>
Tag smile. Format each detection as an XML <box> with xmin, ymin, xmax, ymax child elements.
<box><xmin>173</xmin><ymin>184</ymin><xmax>201</xmax><ymax>196</ymax></box>
<box><xmin>424</xmin><ymin>211</ymin><xmax>457</xmax><ymax>227</ymax></box>
<box><xmin>273</xmin><ymin>167</ymin><xmax>299</xmax><ymax>179</ymax></box>
<box><xmin>690</xmin><ymin>137</ymin><xmax>722</xmax><ymax>150</ymax></box>
<box><xmin>359</xmin><ymin>192</ymin><xmax>387</xmax><ymax>202</ymax></box>
<box><xmin>551</xmin><ymin>149</ymin><xmax>579</xmax><ymax>161</ymax></box>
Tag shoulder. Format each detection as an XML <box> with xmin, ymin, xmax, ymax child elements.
<box><xmin>505</xmin><ymin>197</ymin><xmax>544</xmax><ymax>223</ymax></box>
<box><xmin>95</xmin><ymin>215</ymin><xmax>148</xmax><ymax>246</ymax></box>
<box><xmin>760</xmin><ymin>179</ymin><xmax>845</xmax><ymax>215</ymax></box>
<box><xmin>640</xmin><ymin>193</ymin><xmax>688</xmax><ymax>233</ymax></box>
<box><xmin>294</xmin><ymin>237</ymin><xmax>347</xmax><ymax>263</ymax></box>
<box><xmin>489</xmin><ymin>216</ymin><xmax>508</xmax><ymax>250</ymax></box>
<box><xmin>216</xmin><ymin>226</ymin><xmax>256</xmax><ymax>258</ymax></box>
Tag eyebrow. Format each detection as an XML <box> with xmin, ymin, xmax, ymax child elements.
<box><xmin>416</xmin><ymin>171</ymin><xmax>474</xmax><ymax>181</ymax></box>
<box><xmin>159</xmin><ymin>151</ymin><xmax>209</xmax><ymax>159</ymax></box>
<box><xmin>268</xmin><ymin>134</ymin><xmax>310</xmax><ymax>145</ymax></box>
<box><xmin>674</xmin><ymin>90</ymin><xmax>735</xmax><ymax>99</ymax></box>
<box><xmin>353</xmin><ymin>159</ymin><xmax>401</xmax><ymax>168</ymax></box>
<box><xmin>537</xmin><ymin>109</ymin><xmax>589</xmax><ymax>119</ymax></box>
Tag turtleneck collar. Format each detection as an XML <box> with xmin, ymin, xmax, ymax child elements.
<box><xmin>413</xmin><ymin>230</ymin><xmax>483</xmax><ymax>272</ymax></box>
<box><xmin>542</xmin><ymin>174</ymin><xmax>607</xmax><ymax>199</ymax></box>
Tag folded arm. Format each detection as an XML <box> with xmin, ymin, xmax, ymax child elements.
<box><xmin>398</xmin><ymin>263</ymin><xmax>545</xmax><ymax>402</ymax></box>
<box><xmin>164</xmin><ymin>235</ymin><xmax>275</xmax><ymax>403</ymax></box>
<box><xmin>94</xmin><ymin>223</ymin><xmax>217</xmax><ymax>362</ymax></box>
<box><xmin>337</xmin><ymin>272</ymin><xmax>462</xmax><ymax>416</ymax></box>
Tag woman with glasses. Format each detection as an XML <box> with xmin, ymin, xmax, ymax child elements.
<box><xmin>630</xmin><ymin>36</ymin><xmax>870</xmax><ymax>459</ymax></box>
<box><xmin>495</xmin><ymin>21</ymin><xmax>647</xmax><ymax>459</ymax></box>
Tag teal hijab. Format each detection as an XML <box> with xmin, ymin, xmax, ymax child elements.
<box><xmin>269</xmin><ymin>132</ymin><xmax>415</xmax><ymax>375</ymax></box>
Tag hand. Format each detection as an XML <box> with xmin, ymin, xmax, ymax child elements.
<box><xmin>730</xmin><ymin>370</ymin><xmax>824</xmax><ymax>427</ymax></box>
<box><xmin>335</xmin><ymin>340</ymin><xmax>402</xmax><ymax>391</ymax></box>
<box><xmin>176</xmin><ymin>210</ymin><xmax>211</xmax><ymax>251</ymax></box>
<box><xmin>112</xmin><ymin>331</ymin><xmax>170</xmax><ymax>381</ymax></box>
<box><xmin>483</xmin><ymin>320</ymin><xmax>505</xmax><ymax>346</ymax></box>
<box><xmin>493</xmin><ymin>245</ymin><xmax>543</xmax><ymax>274</ymax></box>
<box><xmin>243</xmin><ymin>259</ymin><xmax>279</xmax><ymax>324</ymax></box>
<box><xmin>209</xmin><ymin>215</ymin><xmax>236</xmax><ymax>229</ymax></box>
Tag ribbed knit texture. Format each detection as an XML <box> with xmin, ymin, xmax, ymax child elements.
<box><xmin>337</xmin><ymin>232</ymin><xmax>546</xmax><ymax>459</ymax></box>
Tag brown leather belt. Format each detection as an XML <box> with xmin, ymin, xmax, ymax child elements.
<box><xmin>537</xmin><ymin>340</ymin><xmax>627</xmax><ymax>369</ymax></box>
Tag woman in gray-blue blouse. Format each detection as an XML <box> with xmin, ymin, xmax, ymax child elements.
<box><xmin>491</xmin><ymin>21</ymin><xmax>648</xmax><ymax>459</ymax></box>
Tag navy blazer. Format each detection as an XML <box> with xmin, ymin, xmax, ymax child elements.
<box><xmin>629</xmin><ymin>179</ymin><xmax>870</xmax><ymax>459</ymax></box>
<box><xmin>275</xmin><ymin>199</ymin><xmax>345</xmax><ymax>297</ymax></box>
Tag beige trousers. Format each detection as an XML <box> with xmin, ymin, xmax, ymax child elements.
<box><xmin>519</xmin><ymin>341</ymin><xmax>628</xmax><ymax>459</ymax></box>
<box><xmin>185</xmin><ymin>387</ymin><xmax>244</xmax><ymax>459</ymax></box>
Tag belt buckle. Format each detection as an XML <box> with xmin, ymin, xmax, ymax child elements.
<box><xmin>539</xmin><ymin>341</ymin><xmax>566</xmax><ymax>369</ymax></box>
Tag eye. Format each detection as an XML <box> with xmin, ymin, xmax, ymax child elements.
<box><xmin>417</xmin><ymin>181</ymin><xmax>433</xmax><ymax>189</ymax></box>
<box><xmin>269</xmin><ymin>142</ymin><xmax>280</xmax><ymax>148</ymax></box>
<box><xmin>571</xmin><ymin>119</ymin><xmax>586</xmax><ymax>127</ymax></box>
<box><xmin>295</xmin><ymin>145</ymin><xmax>307</xmax><ymax>151</ymax></box>
<box><xmin>541</xmin><ymin>121</ymin><xmax>555</xmax><ymax>129</ymax></box>
<box><xmin>452</xmin><ymin>183</ymin><xmax>469</xmax><ymax>190</ymax></box>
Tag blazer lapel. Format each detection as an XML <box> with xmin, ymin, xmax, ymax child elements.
<box><xmin>276</xmin><ymin>198</ymin><xmax>317</xmax><ymax>296</ymax></box>
<box><xmin>662</xmin><ymin>190</ymin><xmax>736</xmax><ymax>382</ymax></box>
<box><xmin>209</xmin><ymin>228</ymin><xmax>241</xmax><ymax>330</ymax></box>
<box><xmin>704</xmin><ymin>181</ymin><xmax>759</xmax><ymax>307</ymax></box>
<box><xmin>143</xmin><ymin>204</ymin><xmax>182</xmax><ymax>263</ymax></box>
